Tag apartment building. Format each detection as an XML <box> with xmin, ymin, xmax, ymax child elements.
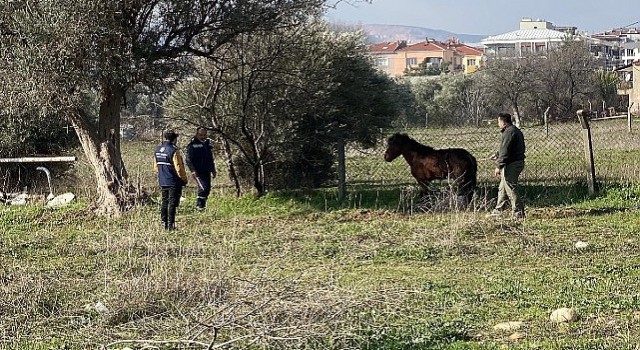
<box><xmin>369</xmin><ymin>38</ymin><xmax>484</xmax><ymax>77</ymax></box>
<box><xmin>615</xmin><ymin>60</ymin><xmax>640</xmax><ymax>115</ymax></box>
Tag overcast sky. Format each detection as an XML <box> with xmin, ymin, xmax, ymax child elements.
<box><xmin>325</xmin><ymin>0</ymin><xmax>640</xmax><ymax>35</ymax></box>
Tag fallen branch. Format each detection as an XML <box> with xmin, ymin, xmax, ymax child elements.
<box><xmin>103</xmin><ymin>339</ymin><xmax>209</xmax><ymax>349</ymax></box>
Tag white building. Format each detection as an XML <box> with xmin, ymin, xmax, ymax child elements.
<box><xmin>481</xmin><ymin>18</ymin><xmax>572</xmax><ymax>57</ymax></box>
<box><xmin>621</xmin><ymin>42</ymin><xmax>640</xmax><ymax>65</ymax></box>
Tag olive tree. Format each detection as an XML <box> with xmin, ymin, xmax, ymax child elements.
<box><xmin>538</xmin><ymin>39</ymin><xmax>599</xmax><ymax>119</ymax></box>
<box><xmin>166</xmin><ymin>23</ymin><xmax>399</xmax><ymax>195</ymax></box>
<box><xmin>480</xmin><ymin>55</ymin><xmax>542</xmax><ymax>126</ymax></box>
<box><xmin>0</xmin><ymin>0</ymin><xmax>324</xmax><ymax>215</ymax></box>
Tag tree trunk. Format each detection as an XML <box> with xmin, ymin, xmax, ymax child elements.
<box><xmin>221</xmin><ymin>137</ymin><xmax>242</xmax><ymax>197</ymax></box>
<box><xmin>210</xmin><ymin>114</ymin><xmax>242</xmax><ymax>197</ymax></box>
<box><xmin>512</xmin><ymin>104</ymin><xmax>522</xmax><ymax>127</ymax></box>
<box><xmin>252</xmin><ymin>160</ymin><xmax>265</xmax><ymax>196</ymax></box>
<box><xmin>69</xmin><ymin>86</ymin><xmax>138</xmax><ymax>216</ymax></box>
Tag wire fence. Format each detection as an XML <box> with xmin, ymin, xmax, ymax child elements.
<box><xmin>344</xmin><ymin>117</ymin><xmax>640</xmax><ymax>190</ymax></box>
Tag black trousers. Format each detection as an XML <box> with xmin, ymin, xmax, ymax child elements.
<box><xmin>160</xmin><ymin>186</ymin><xmax>182</xmax><ymax>224</ymax></box>
<box><xmin>195</xmin><ymin>174</ymin><xmax>211</xmax><ymax>208</ymax></box>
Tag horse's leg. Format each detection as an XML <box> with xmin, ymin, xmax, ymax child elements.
<box><xmin>418</xmin><ymin>179</ymin><xmax>430</xmax><ymax>196</ymax></box>
<box><xmin>459</xmin><ymin>172</ymin><xmax>477</xmax><ymax>208</ymax></box>
<box><xmin>449</xmin><ymin>174</ymin><xmax>466</xmax><ymax>210</ymax></box>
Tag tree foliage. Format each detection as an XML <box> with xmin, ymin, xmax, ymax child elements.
<box><xmin>539</xmin><ymin>39</ymin><xmax>598</xmax><ymax>119</ymax></box>
<box><xmin>166</xmin><ymin>23</ymin><xmax>400</xmax><ymax>195</ymax></box>
<box><xmin>399</xmin><ymin>75</ymin><xmax>495</xmax><ymax>127</ymax></box>
<box><xmin>595</xmin><ymin>70</ymin><xmax>621</xmax><ymax>109</ymax></box>
<box><xmin>478</xmin><ymin>39</ymin><xmax>602</xmax><ymax>124</ymax></box>
<box><xmin>480</xmin><ymin>55</ymin><xmax>541</xmax><ymax>125</ymax></box>
<box><xmin>0</xmin><ymin>0</ymin><xmax>325</xmax><ymax>213</ymax></box>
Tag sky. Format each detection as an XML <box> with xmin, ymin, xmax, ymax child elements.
<box><xmin>325</xmin><ymin>0</ymin><xmax>640</xmax><ymax>35</ymax></box>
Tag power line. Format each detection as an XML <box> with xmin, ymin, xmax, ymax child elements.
<box><xmin>620</xmin><ymin>20</ymin><xmax>640</xmax><ymax>28</ymax></box>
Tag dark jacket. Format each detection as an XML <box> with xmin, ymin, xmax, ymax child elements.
<box><xmin>186</xmin><ymin>138</ymin><xmax>215</xmax><ymax>174</ymax></box>
<box><xmin>154</xmin><ymin>141</ymin><xmax>188</xmax><ymax>187</ymax></box>
<box><xmin>496</xmin><ymin>124</ymin><xmax>526</xmax><ymax>168</ymax></box>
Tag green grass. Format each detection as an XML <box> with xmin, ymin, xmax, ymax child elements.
<box><xmin>4</xmin><ymin>122</ymin><xmax>640</xmax><ymax>349</ymax></box>
<box><xmin>3</xmin><ymin>183</ymin><xmax>640</xmax><ymax>349</ymax></box>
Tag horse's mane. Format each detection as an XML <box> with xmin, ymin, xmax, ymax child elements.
<box><xmin>389</xmin><ymin>133</ymin><xmax>435</xmax><ymax>154</ymax></box>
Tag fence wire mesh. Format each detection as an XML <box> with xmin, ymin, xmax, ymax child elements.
<box><xmin>345</xmin><ymin>117</ymin><xmax>640</xmax><ymax>190</ymax></box>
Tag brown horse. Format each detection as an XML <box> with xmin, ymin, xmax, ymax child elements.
<box><xmin>384</xmin><ymin>133</ymin><xmax>477</xmax><ymax>203</ymax></box>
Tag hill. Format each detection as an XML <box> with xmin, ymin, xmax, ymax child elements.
<box><xmin>362</xmin><ymin>24</ymin><xmax>487</xmax><ymax>44</ymax></box>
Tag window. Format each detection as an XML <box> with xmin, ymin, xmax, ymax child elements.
<box><xmin>376</xmin><ymin>58</ymin><xmax>389</xmax><ymax>67</ymax></box>
<box><xmin>406</xmin><ymin>57</ymin><xmax>417</xmax><ymax>66</ymax></box>
<box><xmin>627</xmin><ymin>49</ymin><xmax>635</xmax><ymax>56</ymax></box>
<box><xmin>466</xmin><ymin>59</ymin><xmax>477</xmax><ymax>66</ymax></box>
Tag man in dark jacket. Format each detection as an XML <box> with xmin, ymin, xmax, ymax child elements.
<box><xmin>154</xmin><ymin>131</ymin><xmax>188</xmax><ymax>230</ymax></box>
<box><xmin>489</xmin><ymin>113</ymin><xmax>526</xmax><ymax>219</ymax></box>
<box><xmin>186</xmin><ymin>127</ymin><xmax>217</xmax><ymax>211</ymax></box>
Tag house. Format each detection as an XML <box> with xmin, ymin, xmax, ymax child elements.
<box><xmin>615</xmin><ymin>60</ymin><xmax>640</xmax><ymax>115</ymax></box>
<box><xmin>368</xmin><ymin>38</ymin><xmax>484</xmax><ymax>77</ymax></box>
<box><xmin>481</xmin><ymin>18</ymin><xmax>570</xmax><ymax>57</ymax></box>
<box><xmin>368</xmin><ymin>40</ymin><xmax>408</xmax><ymax>77</ymax></box>
<box><xmin>445</xmin><ymin>38</ymin><xmax>484</xmax><ymax>74</ymax></box>
<box><xmin>400</xmin><ymin>39</ymin><xmax>456</xmax><ymax>74</ymax></box>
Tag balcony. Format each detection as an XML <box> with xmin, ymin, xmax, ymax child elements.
<box><xmin>619</xmin><ymin>80</ymin><xmax>633</xmax><ymax>90</ymax></box>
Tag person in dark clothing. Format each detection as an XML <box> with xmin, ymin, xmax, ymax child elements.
<box><xmin>154</xmin><ymin>131</ymin><xmax>188</xmax><ymax>230</ymax></box>
<box><xmin>489</xmin><ymin>113</ymin><xmax>526</xmax><ymax>220</ymax></box>
<box><xmin>186</xmin><ymin>127</ymin><xmax>217</xmax><ymax>211</ymax></box>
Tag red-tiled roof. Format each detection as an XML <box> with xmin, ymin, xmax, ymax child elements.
<box><xmin>400</xmin><ymin>40</ymin><xmax>448</xmax><ymax>52</ymax></box>
<box><xmin>369</xmin><ymin>41</ymin><xmax>406</xmax><ymax>53</ymax></box>
<box><xmin>450</xmin><ymin>44</ymin><xmax>484</xmax><ymax>56</ymax></box>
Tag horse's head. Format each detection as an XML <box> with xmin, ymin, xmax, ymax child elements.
<box><xmin>384</xmin><ymin>133</ymin><xmax>409</xmax><ymax>162</ymax></box>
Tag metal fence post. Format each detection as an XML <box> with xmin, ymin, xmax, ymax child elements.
<box><xmin>337</xmin><ymin>138</ymin><xmax>346</xmax><ymax>201</ymax></box>
<box><xmin>544</xmin><ymin>107</ymin><xmax>550</xmax><ymax>137</ymax></box>
<box><xmin>628</xmin><ymin>102</ymin><xmax>634</xmax><ymax>133</ymax></box>
<box><xmin>576</xmin><ymin>110</ymin><xmax>597</xmax><ymax>195</ymax></box>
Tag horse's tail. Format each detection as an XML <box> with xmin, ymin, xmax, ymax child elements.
<box><xmin>462</xmin><ymin>151</ymin><xmax>478</xmax><ymax>201</ymax></box>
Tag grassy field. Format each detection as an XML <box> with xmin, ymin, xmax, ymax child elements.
<box><xmin>2</xmin><ymin>126</ymin><xmax>640</xmax><ymax>349</ymax></box>
<box><xmin>3</xmin><ymin>170</ymin><xmax>640</xmax><ymax>348</ymax></box>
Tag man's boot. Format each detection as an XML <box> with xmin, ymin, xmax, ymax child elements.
<box><xmin>196</xmin><ymin>198</ymin><xmax>205</xmax><ymax>211</ymax></box>
<box><xmin>167</xmin><ymin>222</ymin><xmax>176</xmax><ymax>231</ymax></box>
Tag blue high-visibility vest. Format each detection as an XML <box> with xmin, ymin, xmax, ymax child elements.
<box><xmin>154</xmin><ymin>142</ymin><xmax>181</xmax><ymax>187</ymax></box>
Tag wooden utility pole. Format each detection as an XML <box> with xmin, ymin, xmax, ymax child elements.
<box><xmin>576</xmin><ymin>110</ymin><xmax>597</xmax><ymax>195</ymax></box>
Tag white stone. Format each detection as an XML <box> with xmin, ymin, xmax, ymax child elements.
<box><xmin>575</xmin><ymin>241</ymin><xmax>589</xmax><ymax>249</ymax></box>
<box><xmin>509</xmin><ymin>332</ymin><xmax>525</xmax><ymax>340</ymax></box>
<box><xmin>94</xmin><ymin>301</ymin><xmax>109</xmax><ymax>313</ymax></box>
<box><xmin>550</xmin><ymin>307</ymin><xmax>577</xmax><ymax>323</ymax></box>
<box><xmin>46</xmin><ymin>192</ymin><xmax>75</xmax><ymax>208</ymax></box>
<box><xmin>10</xmin><ymin>193</ymin><xmax>28</xmax><ymax>205</ymax></box>
<box><xmin>493</xmin><ymin>321</ymin><xmax>523</xmax><ymax>331</ymax></box>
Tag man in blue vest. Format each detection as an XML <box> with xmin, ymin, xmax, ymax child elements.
<box><xmin>154</xmin><ymin>131</ymin><xmax>188</xmax><ymax>230</ymax></box>
<box><xmin>186</xmin><ymin>127</ymin><xmax>217</xmax><ymax>211</ymax></box>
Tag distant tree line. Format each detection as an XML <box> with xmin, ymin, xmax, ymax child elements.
<box><xmin>396</xmin><ymin>38</ymin><xmax>621</xmax><ymax>128</ymax></box>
